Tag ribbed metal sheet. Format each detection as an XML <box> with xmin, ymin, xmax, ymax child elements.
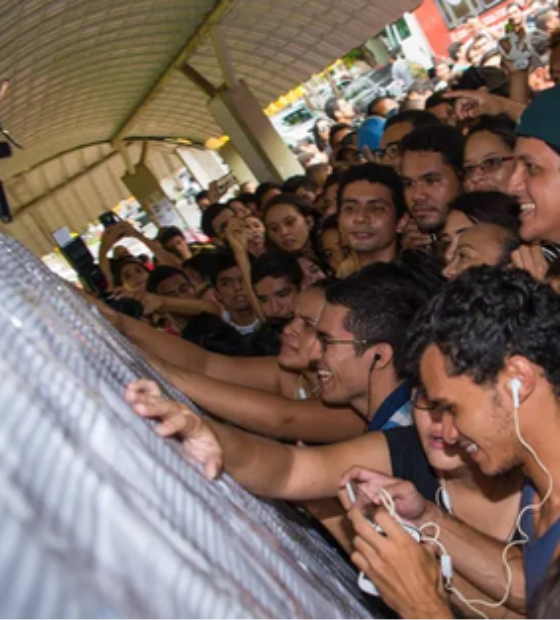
<box><xmin>0</xmin><ymin>233</ymin><xmax>380</xmax><ymax>619</ymax></box>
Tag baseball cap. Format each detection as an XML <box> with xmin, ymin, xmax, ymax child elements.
<box><xmin>516</xmin><ymin>85</ymin><xmax>560</xmax><ymax>153</ymax></box>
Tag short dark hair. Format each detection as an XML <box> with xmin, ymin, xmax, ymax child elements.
<box><xmin>322</xmin><ymin>213</ymin><xmax>339</xmax><ymax>231</ymax></box>
<box><xmin>325</xmin><ymin>262</ymin><xmax>431</xmax><ymax>377</ymax></box>
<box><xmin>454</xmin><ymin>66</ymin><xmax>509</xmax><ymax>97</ymax></box>
<box><xmin>196</xmin><ymin>190</ymin><xmax>209</xmax><ymax>202</ymax></box>
<box><xmin>401</xmin><ymin>124</ymin><xmax>465</xmax><ymax>176</ymax></box>
<box><xmin>157</xmin><ymin>226</ymin><xmax>184</xmax><ymax>247</ymax></box>
<box><xmin>366</xmin><ymin>97</ymin><xmax>394</xmax><ymax>117</ymax></box>
<box><xmin>200</xmin><ymin>203</ymin><xmax>233</xmax><ymax>238</ymax></box>
<box><xmin>146</xmin><ymin>266</ymin><xmax>191</xmax><ymax>294</ymax></box>
<box><xmin>467</xmin><ymin>114</ymin><xmax>517</xmax><ymax>151</ymax></box>
<box><xmin>282</xmin><ymin>175</ymin><xmax>317</xmax><ymax>194</ymax></box>
<box><xmin>425</xmin><ymin>91</ymin><xmax>452</xmax><ymax>112</ymax></box>
<box><xmin>384</xmin><ymin>110</ymin><xmax>441</xmax><ymax>133</ymax></box>
<box><xmin>208</xmin><ymin>250</ymin><xmax>240</xmax><ymax>286</ymax></box>
<box><xmin>255</xmin><ymin>182</ymin><xmax>282</xmax><ymax>209</ymax></box>
<box><xmin>251</xmin><ymin>251</ymin><xmax>303</xmax><ymax>288</ymax></box>
<box><xmin>405</xmin><ymin>266</ymin><xmax>560</xmax><ymax>397</ymax></box>
<box><xmin>324</xmin><ymin>170</ymin><xmax>344</xmax><ymax>191</ymax></box>
<box><xmin>337</xmin><ymin>162</ymin><xmax>406</xmax><ymax>220</ymax></box>
<box><xmin>325</xmin><ymin>97</ymin><xmax>343</xmax><ymax>121</ymax></box>
<box><xmin>329</xmin><ymin>123</ymin><xmax>353</xmax><ymax>148</ymax></box>
<box><xmin>448</xmin><ymin>191</ymin><xmax>520</xmax><ymax>233</ymax></box>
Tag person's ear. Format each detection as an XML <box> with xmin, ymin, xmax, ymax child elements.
<box><xmin>502</xmin><ymin>355</ymin><xmax>536</xmax><ymax>407</ymax></box>
<box><xmin>367</xmin><ymin>343</ymin><xmax>394</xmax><ymax>371</ymax></box>
<box><xmin>306</xmin><ymin>215</ymin><xmax>314</xmax><ymax>230</ymax></box>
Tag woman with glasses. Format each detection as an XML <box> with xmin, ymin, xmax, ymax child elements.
<box><xmin>463</xmin><ymin>114</ymin><xmax>517</xmax><ymax>193</ymax></box>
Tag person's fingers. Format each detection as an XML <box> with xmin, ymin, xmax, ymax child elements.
<box><xmin>126</xmin><ymin>379</ymin><xmax>162</xmax><ymax>401</ymax></box>
<box><xmin>154</xmin><ymin>413</ymin><xmax>192</xmax><ymax>437</ymax></box>
<box><xmin>348</xmin><ymin>506</ymin><xmax>389</xmax><ymax>552</ymax></box>
<box><xmin>530</xmin><ymin>245</ymin><xmax>549</xmax><ymax>280</ymax></box>
<box><xmin>350</xmin><ymin>549</ymin><xmax>370</xmax><ymax>574</ymax></box>
<box><xmin>145</xmin><ymin>398</ymin><xmax>191</xmax><ymax>422</ymax></box>
<box><xmin>338</xmin><ymin>486</ymin><xmax>353</xmax><ymax>511</ymax></box>
<box><xmin>511</xmin><ymin>248</ymin><xmax>524</xmax><ymax>270</ymax></box>
<box><xmin>374</xmin><ymin>510</ymin><xmax>413</xmax><ymax>543</ymax></box>
<box><xmin>340</xmin><ymin>467</ymin><xmax>393</xmax><ymax>487</ymax></box>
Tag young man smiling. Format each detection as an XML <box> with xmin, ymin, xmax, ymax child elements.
<box><xmin>508</xmin><ymin>85</ymin><xmax>560</xmax><ymax>246</ymax></box>
<box><xmin>336</xmin><ymin>163</ymin><xmax>407</xmax><ymax>276</ymax></box>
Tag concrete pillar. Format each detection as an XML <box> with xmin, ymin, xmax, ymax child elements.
<box><xmin>121</xmin><ymin>162</ymin><xmax>185</xmax><ymax>229</ymax></box>
<box><xmin>177</xmin><ymin>147</ymin><xmax>228</xmax><ymax>189</ymax></box>
<box><xmin>208</xmin><ymin>79</ymin><xmax>304</xmax><ymax>184</ymax></box>
<box><xmin>219</xmin><ymin>141</ymin><xmax>258</xmax><ymax>188</ymax></box>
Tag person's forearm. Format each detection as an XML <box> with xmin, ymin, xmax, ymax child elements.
<box><xmin>119</xmin><ymin>314</ymin><xmax>208</xmax><ymax>371</ymax></box>
<box><xmin>139</xmin><ymin>234</ymin><xmax>182</xmax><ymax>267</ymax></box>
<box><xmin>509</xmin><ymin>71</ymin><xmax>530</xmax><ymax>105</ymax></box>
<box><xmin>233</xmin><ymin>247</ymin><xmax>265</xmax><ymax>321</ymax></box>
<box><xmin>500</xmin><ymin>98</ymin><xmax>526</xmax><ymax>122</ymax></box>
<box><xmin>173</xmin><ymin>371</ymin><xmax>363</xmax><ymax>442</ymax></box>
<box><xmin>159</xmin><ymin>297</ymin><xmax>220</xmax><ymax>317</ymax></box>
<box><xmin>207</xmin><ymin>419</ymin><xmax>296</xmax><ymax>497</ymax></box>
<box><xmin>99</xmin><ymin>254</ymin><xmax>114</xmax><ymax>289</ymax></box>
<box><xmin>420</xmin><ymin>504</ymin><xmax>526</xmax><ymax>613</ymax></box>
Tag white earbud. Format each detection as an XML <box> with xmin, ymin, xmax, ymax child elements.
<box><xmin>510</xmin><ymin>378</ymin><xmax>522</xmax><ymax>409</ymax></box>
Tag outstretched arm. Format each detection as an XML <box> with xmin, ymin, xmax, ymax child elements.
<box><xmin>126</xmin><ymin>380</ymin><xmax>392</xmax><ymax>500</ymax></box>
<box><xmin>164</xmin><ymin>369</ymin><xmax>365</xmax><ymax>443</ymax></box>
<box><xmin>114</xmin><ymin>313</ymin><xmax>282</xmax><ymax>393</ymax></box>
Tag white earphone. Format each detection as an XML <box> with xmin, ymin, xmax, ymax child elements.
<box><xmin>510</xmin><ymin>378</ymin><xmax>522</xmax><ymax>409</ymax></box>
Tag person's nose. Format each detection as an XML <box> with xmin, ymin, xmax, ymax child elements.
<box><xmin>444</xmin><ymin>238</ymin><xmax>458</xmax><ymax>266</ymax></box>
<box><xmin>410</xmin><ymin>183</ymin><xmax>427</xmax><ymax>205</ymax></box>
<box><xmin>443</xmin><ymin>257</ymin><xmax>458</xmax><ymax>279</ymax></box>
<box><xmin>308</xmin><ymin>334</ymin><xmax>322</xmax><ymax>364</ymax></box>
<box><xmin>352</xmin><ymin>205</ymin><xmax>369</xmax><ymax>225</ymax></box>
<box><xmin>507</xmin><ymin>160</ymin><xmax>526</xmax><ymax>199</ymax></box>
<box><xmin>233</xmin><ymin>278</ymin><xmax>243</xmax><ymax>292</ymax></box>
<box><xmin>442</xmin><ymin>413</ymin><xmax>459</xmax><ymax>445</ymax></box>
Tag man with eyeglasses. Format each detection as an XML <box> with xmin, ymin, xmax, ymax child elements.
<box><xmin>371</xmin><ymin>110</ymin><xmax>441</xmax><ymax>172</ymax></box>
<box><xmin>125</xmin><ymin>264</ymin><xmax>524</xmax><ymax>618</ymax></box>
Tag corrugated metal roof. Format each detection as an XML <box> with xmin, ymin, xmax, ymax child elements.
<box><xmin>0</xmin><ymin>0</ymin><xmax>420</xmax><ymax>254</ymax></box>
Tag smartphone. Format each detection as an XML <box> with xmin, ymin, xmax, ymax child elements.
<box><xmin>99</xmin><ymin>211</ymin><xmax>120</xmax><ymax>228</ymax></box>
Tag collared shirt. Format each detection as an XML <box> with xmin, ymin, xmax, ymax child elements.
<box><xmin>367</xmin><ymin>381</ymin><xmax>413</xmax><ymax>433</ymax></box>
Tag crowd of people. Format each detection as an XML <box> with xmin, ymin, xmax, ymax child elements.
<box><xmin>86</xmin><ymin>7</ymin><xmax>560</xmax><ymax>618</ymax></box>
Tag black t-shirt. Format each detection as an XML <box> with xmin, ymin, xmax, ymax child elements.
<box><xmin>383</xmin><ymin>425</ymin><xmax>439</xmax><ymax>503</ymax></box>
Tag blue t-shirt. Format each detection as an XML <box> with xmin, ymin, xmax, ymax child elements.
<box><xmin>367</xmin><ymin>381</ymin><xmax>413</xmax><ymax>433</ymax></box>
<box><xmin>520</xmin><ymin>480</ymin><xmax>560</xmax><ymax>604</ymax></box>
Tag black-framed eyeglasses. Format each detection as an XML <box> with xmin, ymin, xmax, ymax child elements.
<box><xmin>371</xmin><ymin>141</ymin><xmax>401</xmax><ymax>163</ymax></box>
<box><xmin>411</xmin><ymin>385</ymin><xmax>438</xmax><ymax>411</ymax></box>
<box><xmin>463</xmin><ymin>156</ymin><xmax>515</xmax><ymax>179</ymax></box>
<box><xmin>316</xmin><ymin>333</ymin><xmax>372</xmax><ymax>353</ymax></box>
